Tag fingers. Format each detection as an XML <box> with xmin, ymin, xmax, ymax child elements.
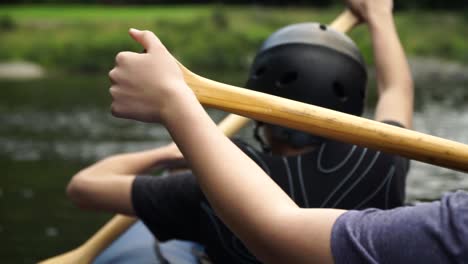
<box><xmin>114</xmin><ymin>51</ymin><xmax>135</xmax><ymax>66</ymax></box>
<box><xmin>108</xmin><ymin>68</ymin><xmax>117</xmax><ymax>85</ymax></box>
<box><xmin>128</xmin><ymin>28</ymin><xmax>163</xmax><ymax>53</ymax></box>
<box><xmin>109</xmin><ymin>88</ymin><xmax>123</xmax><ymax>118</ymax></box>
<box><xmin>109</xmin><ymin>86</ymin><xmax>133</xmax><ymax>120</ymax></box>
<box><xmin>110</xmin><ymin>51</ymin><xmax>138</xmax><ymax>84</ymax></box>
<box><xmin>110</xmin><ymin>101</ymin><xmax>130</xmax><ymax>120</ymax></box>
<box><xmin>107</xmin><ymin>28</ymin><xmax>176</xmax><ymax>124</ymax></box>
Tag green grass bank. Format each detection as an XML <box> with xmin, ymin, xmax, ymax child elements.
<box><xmin>1</xmin><ymin>4</ymin><xmax>468</xmax><ymax>75</ymax></box>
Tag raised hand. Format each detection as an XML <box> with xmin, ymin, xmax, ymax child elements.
<box><xmin>346</xmin><ymin>0</ymin><xmax>393</xmax><ymax>23</ymax></box>
<box><xmin>109</xmin><ymin>29</ymin><xmax>194</xmax><ymax>123</ymax></box>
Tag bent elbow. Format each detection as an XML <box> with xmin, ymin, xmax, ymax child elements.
<box><xmin>67</xmin><ymin>172</ymin><xmax>94</xmax><ymax>210</ymax></box>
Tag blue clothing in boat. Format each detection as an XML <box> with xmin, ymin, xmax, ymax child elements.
<box><xmin>94</xmin><ymin>221</ymin><xmax>203</xmax><ymax>264</ymax></box>
<box><xmin>331</xmin><ymin>191</ymin><xmax>468</xmax><ymax>264</ymax></box>
<box><xmin>132</xmin><ymin>121</ymin><xmax>409</xmax><ymax>263</ymax></box>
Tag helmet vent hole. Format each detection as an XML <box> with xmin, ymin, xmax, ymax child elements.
<box><xmin>276</xmin><ymin>71</ymin><xmax>298</xmax><ymax>88</ymax></box>
<box><xmin>319</xmin><ymin>24</ymin><xmax>327</xmax><ymax>31</ymax></box>
<box><xmin>333</xmin><ymin>81</ymin><xmax>349</xmax><ymax>102</ymax></box>
<box><xmin>253</xmin><ymin>66</ymin><xmax>267</xmax><ymax>79</ymax></box>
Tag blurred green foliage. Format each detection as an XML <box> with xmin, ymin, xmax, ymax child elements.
<box><xmin>0</xmin><ymin>5</ymin><xmax>467</xmax><ymax>75</ymax></box>
<box><xmin>0</xmin><ymin>15</ymin><xmax>17</xmax><ymax>31</ymax></box>
<box><xmin>1</xmin><ymin>0</ymin><xmax>467</xmax><ymax>10</ymax></box>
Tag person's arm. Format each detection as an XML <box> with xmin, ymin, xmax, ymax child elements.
<box><xmin>109</xmin><ymin>28</ymin><xmax>346</xmax><ymax>263</ymax></box>
<box><xmin>67</xmin><ymin>143</ymin><xmax>183</xmax><ymax>215</ymax></box>
<box><xmin>347</xmin><ymin>0</ymin><xmax>414</xmax><ymax>129</ymax></box>
<box><xmin>332</xmin><ymin>192</ymin><xmax>468</xmax><ymax>263</ymax></box>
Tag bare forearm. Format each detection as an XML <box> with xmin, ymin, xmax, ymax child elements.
<box><xmin>369</xmin><ymin>13</ymin><xmax>412</xmax><ymax>95</ymax></box>
<box><xmin>367</xmin><ymin>11</ymin><xmax>414</xmax><ymax>128</ymax></box>
<box><xmin>67</xmin><ymin>144</ymin><xmax>178</xmax><ymax>214</ymax></box>
<box><xmin>164</xmin><ymin>91</ymin><xmax>300</xmax><ymax>261</ymax></box>
<box><xmin>81</xmin><ymin>145</ymin><xmax>177</xmax><ymax>176</ymax></box>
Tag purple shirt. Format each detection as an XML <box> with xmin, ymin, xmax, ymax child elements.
<box><xmin>331</xmin><ymin>191</ymin><xmax>468</xmax><ymax>263</ymax></box>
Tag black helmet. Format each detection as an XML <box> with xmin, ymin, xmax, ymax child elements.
<box><xmin>247</xmin><ymin>23</ymin><xmax>367</xmax><ymax>149</ymax></box>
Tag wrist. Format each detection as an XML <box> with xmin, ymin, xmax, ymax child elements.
<box><xmin>367</xmin><ymin>8</ymin><xmax>393</xmax><ymax>27</ymax></box>
<box><xmin>368</xmin><ymin>11</ymin><xmax>395</xmax><ymax>33</ymax></box>
<box><xmin>159</xmin><ymin>81</ymin><xmax>199</xmax><ymax>126</ymax></box>
<box><xmin>160</xmin><ymin>82</ymin><xmax>201</xmax><ymax>125</ymax></box>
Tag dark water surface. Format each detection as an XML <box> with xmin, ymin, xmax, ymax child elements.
<box><xmin>1</xmin><ymin>74</ymin><xmax>468</xmax><ymax>263</ymax></box>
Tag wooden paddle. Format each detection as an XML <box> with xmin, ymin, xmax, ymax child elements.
<box><xmin>39</xmin><ymin>9</ymin><xmax>360</xmax><ymax>264</ymax></box>
<box><xmin>182</xmin><ymin>62</ymin><xmax>468</xmax><ymax>172</ymax></box>
<box><xmin>178</xmin><ymin>13</ymin><xmax>468</xmax><ymax>173</ymax></box>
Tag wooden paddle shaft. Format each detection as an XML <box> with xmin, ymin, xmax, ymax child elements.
<box><xmin>329</xmin><ymin>9</ymin><xmax>360</xmax><ymax>32</ymax></box>
<box><xmin>217</xmin><ymin>114</ymin><xmax>250</xmax><ymax>136</ymax></box>
<box><xmin>183</xmin><ymin>69</ymin><xmax>468</xmax><ymax>173</ymax></box>
<box><xmin>38</xmin><ymin>215</ymin><xmax>136</xmax><ymax>264</ymax></box>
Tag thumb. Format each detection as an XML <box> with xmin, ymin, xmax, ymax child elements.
<box><xmin>129</xmin><ymin>28</ymin><xmax>162</xmax><ymax>53</ymax></box>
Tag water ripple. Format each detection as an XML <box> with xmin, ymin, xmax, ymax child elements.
<box><xmin>1</xmin><ymin>105</ymin><xmax>468</xmax><ymax>202</ymax></box>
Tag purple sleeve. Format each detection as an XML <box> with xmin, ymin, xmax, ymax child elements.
<box><xmin>331</xmin><ymin>191</ymin><xmax>468</xmax><ymax>264</ymax></box>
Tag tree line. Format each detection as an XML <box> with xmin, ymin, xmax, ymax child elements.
<box><xmin>3</xmin><ymin>0</ymin><xmax>467</xmax><ymax>10</ymax></box>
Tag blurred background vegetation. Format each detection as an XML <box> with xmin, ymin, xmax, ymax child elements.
<box><xmin>1</xmin><ymin>3</ymin><xmax>468</xmax><ymax>72</ymax></box>
<box><xmin>1</xmin><ymin>1</ymin><xmax>468</xmax><ymax>263</ymax></box>
<box><xmin>1</xmin><ymin>3</ymin><xmax>468</xmax><ymax>107</ymax></box>
<box><xmin>2</xmin><ymin>0</ymin><xmax>467</xmax><ymax>9</ymax></box>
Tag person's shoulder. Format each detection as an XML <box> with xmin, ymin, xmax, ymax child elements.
<box><xmin>321</xmin><ymin>126</ymin><xmax>409</xmax><ymax>171</ymax></box>
<box><xmin>332</xmin><ymin>192</ymin><xmax>468</xmax><ymax>264</ymax></box>
<box><xmin>442</xmin><ymin>190</ymin><xmax>468</xmax><ymax>209</ymax></box>
<box><xmin>333</xmin><ymin>191</ymin><xmax>468</xmax><ymax>231</ymax></box>
<box><xmin>441</xmin><ymin>191</ymin><xmax>468</xmax><ymax>228</ymax></box>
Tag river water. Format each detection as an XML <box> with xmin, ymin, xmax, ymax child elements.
<box><xmin>1</xmin><ymin>68</ymin><xmax>468</xmax><ymax>263</ymax></box>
